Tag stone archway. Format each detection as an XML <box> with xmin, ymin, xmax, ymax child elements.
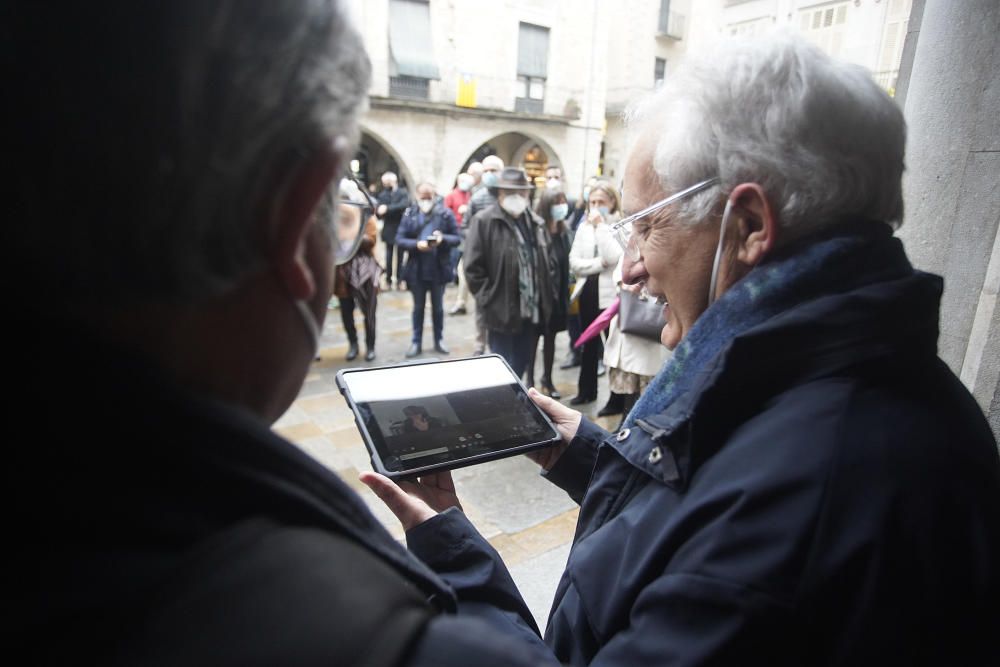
<box><xmin>355</xmin><ymin>126</ymin><xmax>416</xmax><ymax>194</ymax></box>
<box><xmin>454</xmin><ymin>131</ymin><xmax>564</xmax><ymax>190</ymax></box>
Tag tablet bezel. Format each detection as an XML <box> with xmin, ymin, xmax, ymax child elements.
<box><xmin>335</xmin><ymin>354</ymin><xmax>561</xmax><ymax>480</ymax></box>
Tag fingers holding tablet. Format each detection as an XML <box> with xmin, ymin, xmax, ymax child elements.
<box><xmin>527</xmin><ymin>388</ymin><xmax>582</xmax><ymax>445</ymax></box>
<box><xmin>360</xmin><ymin>470</ymin><xmax>462</xmax><ymax>531</ymax></box>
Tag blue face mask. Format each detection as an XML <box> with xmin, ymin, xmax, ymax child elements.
<box><xmin>597</xmin><ymin>206</ymin><xmax>610</xmax><ymax>218</ymax></box>
<box><xmin>482</xmin><ymin>172</ymin><xmax>499</xmax><ymax>188</ymax></box>
<box><xmin>550</xmin><ymin>203</ymin><xmax>569</xmax><ymax>221</ymax></box>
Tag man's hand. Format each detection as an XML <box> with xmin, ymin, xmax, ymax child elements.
<box><xmin>416</xmin><ymin>240</ymin><xmax>431</xmax><ymax>252</ymax></box>
<box><xmin>525</xmin><ymin>388</ymin><xmax>582</xmax><ymax>470</ymax></box>
<box><xmin>359</xmin><ymin>470</ymin><xmax>463</xmax><ymax>532</ymax></box>
<box><xmin>377</xmin><ymin>204</ymin><xmax>388</xmax><ymax>217</ymax></box>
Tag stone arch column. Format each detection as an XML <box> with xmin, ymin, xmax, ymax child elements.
<box><xmin>898</xmin><ymin>0</ymin><xmax>1000</xmax><ymax>437</ymax></box>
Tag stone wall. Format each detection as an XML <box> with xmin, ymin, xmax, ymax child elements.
<box><xmin>898</xmin><ymin>0</ymin><xmax>1000</xmax><ymax>438</ymax></box>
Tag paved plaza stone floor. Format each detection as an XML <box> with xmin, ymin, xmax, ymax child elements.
<box><xmin>274</xmin><ymin>269</ymin><xmax>622</xmax><ymax>630</ymax></box>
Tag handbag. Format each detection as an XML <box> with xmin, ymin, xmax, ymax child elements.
<box><xmin>618</xmin><ymin>290</ymin><xmax>665</xmax><ymax>341</ymax></box>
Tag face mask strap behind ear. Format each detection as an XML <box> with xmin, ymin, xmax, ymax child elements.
<box><xmin>294</xmin><ymin>299</ymin><xmax>321</xmax><ymax>358</ymax></box>
<box><xmin>707</xmin><ymin>198</ymin><xmax>735</xmax><ymax>307</ymax></box>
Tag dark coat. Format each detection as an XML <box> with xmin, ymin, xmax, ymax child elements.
<box><xmin>395</xmin><ymin>201</ymin><xmax>460</xmax><ymax>285</ymax></box>
<box><xmin>545</xmin><ymin>226</ymin><xmax>571</xmax><ymax>334</ymax></box>
<box><xmin>377</xmin><ymin>186</ymin><xmax>410</xmax><ymax>243</ymax></box>
<box><xmin>463</xmin><ymin>203</ymin><xmax>557</xmax><ymax>335</ymax></box>
<box><xmin>11</xmin><ymin>323</ymin><xmax>553</xmax><ymax>666</ymax></box>
<box><xmin>411</xmin><ymin>266</ymin><xmax>1000</xmax><ymax>665</ymax></box>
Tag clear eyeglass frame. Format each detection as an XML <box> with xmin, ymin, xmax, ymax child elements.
<box><xmin>611</xmin><ymin>177</ymin><xmax>721</xmax><ymax>261</ymax></box>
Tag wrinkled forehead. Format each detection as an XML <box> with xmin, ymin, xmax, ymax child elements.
<box><xmin>620</xmin><ymin>142</ymin><xmax>662</xmax><ymax>215</ymax></box>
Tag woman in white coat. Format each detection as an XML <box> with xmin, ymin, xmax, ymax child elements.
<box><xmin>568</xmin><ymin>182</ymin><xmax>623</xmax><ymax>404</ymax></box>
<box><xmin>600</xmin><ymin>256</ymin><xmax>671</xmax><ymax>425</ymax></box>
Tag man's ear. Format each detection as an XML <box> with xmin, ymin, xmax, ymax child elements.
<box><xmin>730</xmin><ymin>182</ymin><xmax>778</xmax><ymax>268</ymax></box>
<box><xmin>270</xmin><ymin>140</ymin><xmax>346</xmax><ymax>301</ymax></box>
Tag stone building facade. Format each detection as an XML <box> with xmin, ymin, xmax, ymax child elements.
<box><xmin>345</xmin><ymin>0</ymin><xmax>610</xmax><ymax>198</ymax></box>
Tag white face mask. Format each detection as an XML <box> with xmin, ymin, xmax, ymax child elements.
<box><xmin>501</xmin><ymin>194</ymin><xmax>528</xmax><ymax>217</ymax></box>
<box><xmin>293</xmin><ymin>193</ymin><xmax>339</xmax><ymax>358</ymax></box>
<box><xmin>418</xmin><ymin>199</ymin><xmax>434</xmax><ymax>214</ymax></box>
<box><xmin>546</xmin><ymin>177</ymin><xmax>561</xmax><ymax>189</ymax></box>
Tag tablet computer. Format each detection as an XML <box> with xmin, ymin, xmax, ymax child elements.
<box><xmin>336</xmin><ymin>355</ymin><xmax>561</xmax><ymax>479</ymax></box>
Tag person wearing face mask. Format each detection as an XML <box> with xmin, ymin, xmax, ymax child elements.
<box><xmin>567</xmin><ymin>182</ymin><xmax>624</xmax><ymax>405</ymax></box>
<box><xmin>448</xmin><ymin>170</ymin><xmax>478</xmax><ymax>317</ymax></box>
<box><xmin>466</xmin><ymin>154</ymin><xmax>504</xmax><ymax>221</ymax></box>
<box><xmin>363</xmin><ymin>35</ymin><xmax>1000</xmax><ymax>667</ymax></box>
<box><xmin>525</xmin><ymin>187</ymin><xmax>572</xmax><ymax>398</ymax></box>
<box><xmin>461</xmin><ymin>155</ymin><xmax>504</xmax><ymax>353</ymax></box>
<box><xmin>444</xmin><ymin>172</ymin><xmax>474</xmax><ymax>228</ymax></box>
<box><xmin>332</xmin><ymin>179</ymin><xmax>382</xmax><ymax>362</ymax></box>
<box><xmin>396</xmin><ymin>182</ymin><xmax>461</xmax><ymax>357</ymax></box>
<box><xmin>11</xmin><ymin>3</ymin><xmax>569</xmax><ymax>665</ymax></box>
<box><xmin>543</xmin><ymin>164</ymin><xmax>576</xmax><ymax>212</ymax></box>
<box><xmin>464</xmin><ymin>167</ymin><xmax>555</xmax><ymax>379</ymax></box>
<box><xmin>375</xmin><ymin>171</ymin><xmax>411</xmax><ymax>291</ymax></box>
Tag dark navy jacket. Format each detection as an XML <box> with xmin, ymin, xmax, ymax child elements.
<box><xmin>11</xmin><ymin>324</ymin><xmax>551</xmax><ymax>666</ymax></box>
<box><xmin>395</xmin><ymin>201</ymin><xmax>461</xmax><ymax>285</ymax></box>
<box><xmin>410</xmin><ymin>268</ymin><xmax>1000</xmax><ymax>665</ymax></box>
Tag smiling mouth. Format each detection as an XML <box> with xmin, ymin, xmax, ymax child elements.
<box><xmin>640</xmin><ymin>285</ymin><xmax>668</xmax><ymax>306</ymax></box>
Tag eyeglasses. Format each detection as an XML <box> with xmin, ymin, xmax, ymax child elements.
<box><xmin>611</xmin><ymin>177</ymin><xmax>720</xmax><ymax>260</ymax></box>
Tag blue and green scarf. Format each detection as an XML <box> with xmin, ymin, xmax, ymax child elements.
<box><xmin>624</xmin><ymin>222</ymin><xmax>914</xmax><ymax>428</ymax></box>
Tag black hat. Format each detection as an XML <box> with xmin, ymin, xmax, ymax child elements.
<box><xmin>495</xmin><ymin>167</ymin><xmax>534</xmax><ymax>190</ymax></box>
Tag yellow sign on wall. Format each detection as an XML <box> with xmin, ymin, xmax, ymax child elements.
<box><xmin>456</xmin><ymin>74</ymin><xmax>477</xmax><ymax>108</ymax></box>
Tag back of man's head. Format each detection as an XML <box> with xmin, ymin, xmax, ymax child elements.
<box><xmin>7</xmin><ymin>1</ymin><xmax>371</xmax><ymax>306</ymax></box>
<box><xmin>482</xmin><ymin>155</ymin><xmax>505</xmax><ymax>172</ymax></box>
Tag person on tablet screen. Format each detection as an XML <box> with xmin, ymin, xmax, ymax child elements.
<box><xmin>402</xmin><ymin>405</ymin><xmax>443</xmax><ymax>433</ymax></box>
<box><xmin>9</xmin><ymin>2</ymin><xmax>552</xmax><ymax>665</ymax></box>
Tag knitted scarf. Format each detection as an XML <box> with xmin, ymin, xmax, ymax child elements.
<box><xmin>624</xmin><ymin>222</ymin><xmax>913</xmax><ymax>428</ymax></box>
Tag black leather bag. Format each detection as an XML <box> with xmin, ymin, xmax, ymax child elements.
<box><xmin>618</xmin><ymin>290</ymin><xmax>664</xmax><ymax>341</ymax></box>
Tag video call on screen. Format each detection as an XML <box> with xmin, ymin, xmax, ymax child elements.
<box><xmin>356</xmin><ymin>382</ymin><xmax>552</xmax><ymax>473</ymax></box>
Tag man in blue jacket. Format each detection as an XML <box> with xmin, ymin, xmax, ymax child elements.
<box><xmin>364</xmin><ymin>34</ymin><xmax>1000</xmax><ymax>665</ymax></box>
<box><xmin>396</xmin><ymin>182</ymin><xmax>461</xmax><ymax>357</ymax></box>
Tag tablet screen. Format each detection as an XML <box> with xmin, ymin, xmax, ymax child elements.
<box><xmin>338</xmin><ymin>356</ymin><xmax>558</xmax><ymax>475</ymax></box>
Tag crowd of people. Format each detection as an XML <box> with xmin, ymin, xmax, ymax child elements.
<box><xmin>344</xmin><ymin>154</ymin><xmax>662</xmax><ymax>417</ymax></box>
<box><xmin>13</xmin><ymin>1</ymin><xmax>999</xmax><ymax>665</ymax></box>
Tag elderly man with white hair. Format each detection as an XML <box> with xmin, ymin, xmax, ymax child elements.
<box><xmin>365</xmin><ymin>34</ymin><xmax>1000</xmax><ymax>664</ymax></box>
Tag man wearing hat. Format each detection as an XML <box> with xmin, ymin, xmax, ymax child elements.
<box><xmin>464</xmin><ymin>167</ymin><xmax>557</xmax><ymax>378</ymax></box>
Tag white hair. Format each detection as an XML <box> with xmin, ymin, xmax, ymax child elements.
<box><xmin>625</xmin><ymin>32</ymin><xmax>906</xmax><ymax>234</ymax></box>
<box><xmin>11</xmin><ymin>0</ymin><xmax>371</xmax><ymax>302</ymax></box>
<box><xmin>482</xmin><ymin>155</ymin><xmax>505</xmax><ymax>171</ymax></box>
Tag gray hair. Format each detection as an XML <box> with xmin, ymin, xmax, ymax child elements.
<box><xmin>10</xmin><ymin>0</ymin><xmax>371</xmax><ymax>302</ymax></box>
<box><xmin>625</xmin><ymin>32</ymin><xmax>906</xmax><ymax>234</ymax></box>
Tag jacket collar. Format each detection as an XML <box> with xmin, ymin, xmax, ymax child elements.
<box><xmin>608</xmin><ymin>269</ymin><xmax>943</xmax><ymax>489</ymax></box>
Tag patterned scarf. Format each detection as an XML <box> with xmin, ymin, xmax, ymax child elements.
<box><xmin>512</xmin><ymin>214</ymin><xmax>539</xmax><ymax>324</ymax></box>
<box><xmin>624</xmin><ymin>222</ymin><xmax>913</xmax><ymax>428</ymax></box>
